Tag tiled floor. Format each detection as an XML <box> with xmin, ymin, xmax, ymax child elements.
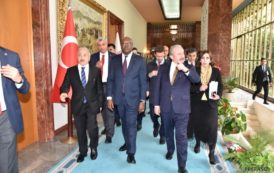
<box><xmin>18</xmin><ymin>116</ymin><xmax>104</xmax><ymax>173</ymax></box>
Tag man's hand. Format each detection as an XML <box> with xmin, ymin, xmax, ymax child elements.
<box><xmin>96</xmin><ymin>61</ymin><xmax>102</xmax><ymax>68</ymax></box>
<box><xmin>200</xmin><ymin>84</ymin><xmax>208</xmax><ymax>91</ymax></box>
<box><xmin>107</xmin><ymin>99</ymin><xmax>114</xmax><ymax>111</ymax></box>
<box><xmin>270</xmin><ymin>82</ymin><xmax>273</xmax><ymax>87</ymax></box>
<box><xmin>138</xmin><ymin>101</ymin><xmax>145</xmax><ymax>113</ymax></box>
<box><xmin>60</xmin><ymin>93</ymin><xmax>68</xmax><ymax>102</ymax></box>
<box><xmin>149</xmin><ymin>70</ymin><xmax>158</xmax><ymax>78</ymax></box>
<box><xmin>1</xmin><ymin>64</ymin><xmax>22</xmax><ymax>83</ymax></box>
<box><xmin>154</xmin><ymin>106</ymin><xmax>160</xmax><ymax>116</ymax></box>
<box><xmin>177</xmin><ymin>63</ymin><xmax>188</xmax><ymax>73</ymax></box>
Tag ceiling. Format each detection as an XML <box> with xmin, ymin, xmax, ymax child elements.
<box><xmin>130</xmin><ymin>0</ymin><xmax>244</xmax><ymax>23</ymax></box>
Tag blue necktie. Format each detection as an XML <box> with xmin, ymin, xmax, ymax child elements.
<box><xmin>81</xmin><ymin>66</ymin><xmax>87</xmax><ymax>103</ymax></box>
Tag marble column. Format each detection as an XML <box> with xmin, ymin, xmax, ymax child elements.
<box><xmin>32</xmin><ymin>0</ymin><xmax>54</xmax><ymax>141</ymax></box>
<box><xmin>194</xmin><ymin>22</ymin><xmax>201</xmax><ymax>50</ymax></box>
<box><xmin>208</xmin><ymin>0</ymin><xmax>232</xmax><ymax>77</ymax></box>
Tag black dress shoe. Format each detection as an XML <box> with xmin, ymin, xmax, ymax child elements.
<box><xmin>90</xmin><ymin>148</ymin><xmax>98</xmax><ymax>160</ymax></box>
<box><xmin>76</xmin><ymin>154</ymin><xmax>86</xmax><ymax>162</ymax></box>
<box><xmin>105</xmin><ymin>136</ymin><xmax>112</xmax><ymax>143</ymax></box>
<box><xmin>137</xmin><ymin>124</ymin><xmax>142</xmax><ymax>131</ymax></box>
<box><xmin>264</xmin><ymin>101</ymin><xmax>269</xmax><ymax>105</ymax></box>
<box><xmin>209</xmin><ymin>153</ymin><xmax>215</xmax><ymax>164</ymax></box>
<box><xmin>178</xmin><ymin>167</ymin><xmax>188</xmax><ymax>173</ymax></box>
<box><xmin>165</xmin><ymin>151</ymin><xmax>173</xmax><ymax>160</ymax></box>
<box><xmin>116</xmin><ymin>120</ymin><xmax>121</xmax><ymax>127</ymax></box>
<box><xmin>194</xmin><ymin>144</ymin><xmax>200</xmax><ymax>153</ymax></box>
<box><xmin>119</xmin><ymin>143</ymin><xmax>127</xmax><ymax>151</ymax></box>
<box><xmin>101</xmin><ymin>128</ymin><xmax>106</xmax><ymax>135</ymax></box>
<box><xmin>127</xmin><ymin>154</ymin><xmax>136</xmax><ymax>164</ymax></box>
<box><xmin>153</xmin><ymin>125</ymin><xmax>159</xmax><ymax>137</ymax></box>
<box><xmin>159</xmin><ymin>137</ymin><xmax>166</xmax><ymax>144</ymax></box>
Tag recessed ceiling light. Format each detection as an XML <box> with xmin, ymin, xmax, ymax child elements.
<box><xmin>159</xmin><ymin>0</ymin><xmax>182</xmax><ymax>20</ymax></box>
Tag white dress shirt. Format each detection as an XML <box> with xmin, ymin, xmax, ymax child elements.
<box><xmin>100</xmin><ymin>51</ymin><xmax>109</xmax><ymax>83</ymax></box>
<box><xmin>122</xmin><ymin>52</ymin><xmax>133</xmax><ymax>68</ymax></box>
<box><xmin>78</xmin><ymin>64</ymin><xmax>89</xmax><ymax>82</ymax></box>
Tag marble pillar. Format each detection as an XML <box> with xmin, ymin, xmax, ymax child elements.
<box><xmin>208</xmin><ymin>0</ymin><xmax>232</xmax><ymax>77</ymax></box>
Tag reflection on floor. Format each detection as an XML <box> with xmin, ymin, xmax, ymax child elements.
<box><xmin>18</xmin><ymin>116</ymin><xmax>104</xmax><ymax>173</ymax></box>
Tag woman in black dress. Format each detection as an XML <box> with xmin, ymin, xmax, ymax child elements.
<box><xmin>192</xmin><ymin>50</ymin><xmax>223</xmax><ymax>164</ymax></box>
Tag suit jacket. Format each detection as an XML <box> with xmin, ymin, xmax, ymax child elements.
<box><xmin>192</xmin><ymin>67</ymin><xmax>223</xmax><ymax>107</ymax></box>
<box><xmin>147</xmin><ymin>59</ymin><xmax>166</xmax><ymax>104</ymax></box>
<box><xmin>107</xmin><ymin>53</ymin><xmax>147</xmax><ymax>107</ymax></box>
<box><xmin>252</xmin><ymin>65</ymin><xmax>272</xmax><ymax>85</ymax></box>
<box><xmin>90</xmin><ymin>51</ymin><xmax>115</xmax><ymax>68</ymax></box>
<box><xmin>154</xmin><ymin>61</ymin><xmax>200</xmax><ymax>114</ymax></box>
<box><xmin>0</xmin><ymin>47</ymin><xmax>30</xmax><ymax>134</ymax></box>
<box><xmin>60</xmin><ymin>64</ymin><xmax>103</xmax><ymax>115</ymax></box>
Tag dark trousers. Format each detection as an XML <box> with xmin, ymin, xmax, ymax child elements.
<box><xmin>0</xmin><ymin>112</ymin><xmax>18</xmax><ymax>173</ymax></box>
<box><xmin>74</xmin><ymin>104</ymin><xmax>98</xmax><ymax>155</ymax></box>
<box><xmin>102</xmin><ymin>84</ymin><xmax>115</xmax><ymax>137</ymax></box>
<box><xmin>149</xmin><ymin>103</ymin><xmax>165</xmax><ymax>137</ymax></box>
<box><xmin>117</xmin><ymin>96</ymin><xmax>138</xmax><ymax>154</ymax></box>
<box><xmin>253</xmin><ymin>81</ymin><xmax>269</xmax><ymax>101</ymax></box>
<box><xmin>162</xmin><ymin>109</ymin><xmax>189</xmax><ymax>168</ymax></box>
<box><xmin>114</xmin><ymin>105</ymin><xmax>120</xmax><ymax>124</ymax></box>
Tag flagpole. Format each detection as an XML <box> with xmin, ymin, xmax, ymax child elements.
<box><xmin>61</xmin><ymin>2</ymin><xmax>77</xmax><ymax>144</ymax></box>
<box><xmin>61</xmin><ymin>98</ymin><xmax>77</xmax><ymax>144</ymax></box>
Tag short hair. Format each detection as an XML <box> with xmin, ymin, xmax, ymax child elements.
<box><xmin>108</xmin><ymin>43</ymin><xmax>115</xmax><ymax>49</ymax></box>
<box><xmin>261</xmin><ymin>58</ymin><xmax>266</xmax><ymax>61</ymax></box>
<box><xmin>186</xmin><ymin>48</ymin><xmax>197</xmax><ymax>55</ymax></box>
<box><xmin>169</xmin><ymin>44</ymin><xmax>183</xmax><ymax>56</ymax></box>
<box><xmin>132</xmin><ymin>47</ymin><xmax>138</xmax><ymax>51</ymax></box>
<box><xmin>154</xmin><ymin>45</ymin><xmax>164</xmax><ymax>53</ymax></box>
<box><xmin>96</xmin><ymin>37</ymin><xmax>107</xmax><ymax>43</ymax></box>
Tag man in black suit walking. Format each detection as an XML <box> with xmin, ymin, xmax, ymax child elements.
<box><xmin>60</xmin><ymin>47</ymin><xmax>103</xmax><ymax>162</ymax></box>
<box><xmin>252</xmin><ymin>58</ymin><xmax>272</xmax><ymax>104</ymax></box>
<box><xmin>147</xmin><ymin>45</ymin><xmax>166</xmax><ymax>144</ymax></box>
<box><xmin>90</xmin><ymin>38</ymin><xmax>116</xmax><ymax>143</ymax></box>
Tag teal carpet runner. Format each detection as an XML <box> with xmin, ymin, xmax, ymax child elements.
<box><xmin>49</xmin><ymin>116</ymin><xmax>234</xmax><ymax>173</ymax></box>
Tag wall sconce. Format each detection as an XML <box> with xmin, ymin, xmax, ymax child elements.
<box><xmin>170</xmin><ymin>24</ymin><xmax>178</xmax><ymax>30</ymax></box>
<box><xmin>170</xmin><ymin>30</ymin><xmax>178</xmax><ymax>35</ymax></box>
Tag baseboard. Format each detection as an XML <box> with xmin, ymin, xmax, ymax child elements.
<box><xmin>54</xmin><ymin>120</ymin><xmax>75</xmax><ymax>136</ymax></box>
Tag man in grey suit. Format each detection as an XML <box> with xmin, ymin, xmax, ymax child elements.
<box><xmin>0</xmin><ymin>47</ymin><xmax>30</xmax><ymax>173</ymax></box>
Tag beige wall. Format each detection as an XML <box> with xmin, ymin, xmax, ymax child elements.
<box><xmin>95</xmin><ymin>0</ymin><xmax>147</xmax><ymax>53</ymax></box>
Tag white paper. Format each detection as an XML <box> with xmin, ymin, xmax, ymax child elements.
<box><xmin>209</xmin><ymin>81</ymin><xmax>218</xmax><ymax>99</ymax></box>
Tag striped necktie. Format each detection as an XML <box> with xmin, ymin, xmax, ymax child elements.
<box><xmin>81</xmin><ymin>66</ymin><xmax>87</xmax><ymax>103</ymax></box>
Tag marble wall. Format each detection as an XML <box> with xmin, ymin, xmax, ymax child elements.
<box><xmin>200</xmin><ymin>0</ymin><xmax>208</xmax><ymax>50</ymax></box>
<box><xmin>207</xmin><ymin>0</ymin><xmax>232</xmax><ymax>77</ymax></box>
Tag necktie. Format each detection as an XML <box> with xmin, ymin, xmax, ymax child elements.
<box><xmin>171</xmin><ymin>68</ymin><xmax>178</xmax><ymax>85</ymax></box>
<box><xmin>122</xmin><ymin>55</ymin><xmax>128</xmax><ymax>76</ymax></box>
<box><xmin>101</xmin><ymin>54</ymin><xmax>105</xmax><ymax>77</ymax></box>
<box><xmin>81</xmin><ymin>67</ymin><xmax>87</xmax><ymax>103</ymax></box>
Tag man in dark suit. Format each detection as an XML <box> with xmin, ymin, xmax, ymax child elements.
<box><xmin>107</xmin><ymin>37</ymin><xmax>147</xmax><ymax>164</ymax></box>
<box><xmin>60</xmin><ymin>47</ymin><xmax>103</xmax><ymax>162</ymax></box>
<box><xmin>252</xmin><ymin>58</ymin><xmax>272</xmax><ymax>104</ymax></box>
<box><xmin>0</xmin><ymin>47</ymin><xmax>30</xmax><ymax>173</ymax></box>
<box><xmin>90</xmin><ymin>38</ymin><xmax>116</xmax><ymax>143</ymax></box>
<box><xmin>154</xmin><ymin>45</ymin><xmax>200</xmax><ymax>173</ymax></box>
<box><xmin>147</xmin><ymin>45</ymin><xmax>166</xmax><ymax>144</ymax></box>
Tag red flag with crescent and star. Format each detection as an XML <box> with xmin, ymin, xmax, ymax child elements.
<box><xmin>51</xmin><ymin>7</ymin><xmax>78</xmax><ymax>102</ymax></box>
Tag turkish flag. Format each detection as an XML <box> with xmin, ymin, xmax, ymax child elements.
<box><xmin>51</xmin><ymin>7</ymin><xmax>78</xmax><ymax>102</ymax></box>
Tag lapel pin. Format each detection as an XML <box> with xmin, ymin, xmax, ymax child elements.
<box><xmin>4</xmin><ymin>52</ymin><xmax>8</xmax><ymax>56</ymax></box>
